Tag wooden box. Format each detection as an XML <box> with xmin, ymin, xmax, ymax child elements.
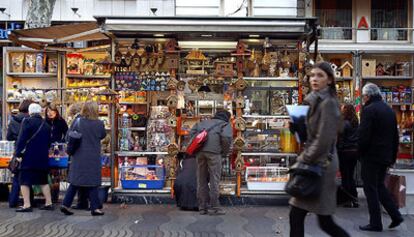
<box><xmin>362</xmin><ymin>59</ymin><xmax>376</xmax><ymax>77</ymax></box>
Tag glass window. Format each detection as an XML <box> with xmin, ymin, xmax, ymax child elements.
<box><xmin>371</xmin><ymin>0</ymin><xmax>408</xmax><ymax>41</ymax></box>
<box><xmin>175</xmin><ymin>0</ymin><xmax>220</xmax><ymax>16</ymax></box>
<box><xmin>315</xmin><ymin>0</ymin><xmax>352</xmax><ymax>40</ymax></box>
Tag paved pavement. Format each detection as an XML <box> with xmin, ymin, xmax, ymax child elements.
<box><xmin>0</xmin><ymin>202</ymin><xmax>413</xmax><ymax>237</ymax></box>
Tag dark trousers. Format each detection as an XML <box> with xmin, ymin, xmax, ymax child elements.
<box><xmin>196</xmin><ymin>151</ymin><xmax>222</xmax><ymax>209</ymax></box>
<box><xmin>361</xmin><ymin>161</ymin><xmax>402</xmax><ymax>228</ymax></box>
<box><xmin>76</xmin><ymin>187</ymin><xmax>90</xmax><ymax>208</ymax></box>
<box><xmin>338</xmin><ymin>150</ymin><xmax>358</xmax><ymax>200</ymax></box>
<box><xmin>289</xmin><ymin>205</ymin><xmax>350</xmax><ymax>237</ymax></box>
<box><xmin>9</xmin><ymin>174</ymin><xmax>34</xmax><ymax>208</ymax></box>
<box><xmin>62</xmin><ymin>184</ymin><xmax>100</xmax><ymax>211</ymax></box>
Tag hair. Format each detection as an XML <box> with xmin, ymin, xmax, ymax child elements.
<box><xmin>342</xmin><ymin>103</ymin><xmax>358</xmax><ymax>127</ymax></box>
<box><xmin>45</xmin><ymin>106</ymin><xmax>62</xmax><ymax>120</ymax></box>
<box><xmin>67</xmin><ymin>102</ymin><xmax>83</xmax><ymax>118</ymax></box>
<box><xmin>312</xmin><ymin>61</ymin><xmax>337</xmax><ymax>95</ymax></box>
<box><xmin>80</xmin><ymin>101</ymin><xmax>99</xmax><ymax>120</ymax></box>
<box><xmin>362</xmin><ymin>83</ymin><xmax>381</xmax><ymax>97</ymax></box>
<box><xmin>18</xmin><ymin>99</ymin><xmax>33</xmax><ymax>113</ymax></box>
<box><xmin>28</xmin><ymin>103</ymin><xmax>42</xmax><ymax>115</ymax></box>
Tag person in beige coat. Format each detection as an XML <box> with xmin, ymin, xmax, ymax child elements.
<box><xmin>288</xmin><ymin>62</ymin><xmax>350</xmax><ymax>237</ymax></box>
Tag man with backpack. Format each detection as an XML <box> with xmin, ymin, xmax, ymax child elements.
<box><xmin>189</xmin><ymin>110</ymin><xmax>233</xmax><ymax>215</ymax></box>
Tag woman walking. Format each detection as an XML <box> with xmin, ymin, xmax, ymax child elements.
<box><xmin>289</xmin><ymin>62</ymin><xmax>350</xmax><ymax>237</ymax></box>
<box><xmin>60</xmin><ymin>101</ymin><xmax>106</xmax><ymax>216</ymax></box>
<box><xmin>337</xmin><ymin>103</ymin><xmax>359</xmax><ymax>208</ymax></box>
<box><xmin>15</xmin><ymin>103</ymin><xmax>53</xmax><ymax>212</ymax></box>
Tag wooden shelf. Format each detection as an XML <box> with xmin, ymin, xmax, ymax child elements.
<box><xmin>388</xmin><ymin>103</ymin><xmax>412</xmax><ymax>106</ymax></box>
<box><xmin>336</xmin><ymin>77</ymin><xmax>353</xmax><ymax>81</ymax></box>
<box><xmin>119</xmin><ymin>102</ymin><xmax>147</xmax><ymax>105</ymax></box>
<box><xmin>66</xmin><ymin>74</ymin><xmax>111</xmax><ymax>79</ymax></box>
<box><xmin>7</xmin><ymin>72</ymin><xmax>57</xmax><ymax>78</ymax></box>
<box><xmin>244</xmin><ymin>77</ymin><xmax>299</xmax><ymax>81</ymax></box>
<box><xmin>363</xmin><ymin>76</ymin><xmax>412</xmax><ymax>80</ymax></box>
<box><xmin>116</xmin><ymin>151</ymin><xmax>168</xmax><ymax>156</ymax></box>
<box><xmin>119</xmin><ymin>127</ymin><xmax>146</xmax><ymax>131</ymax></box>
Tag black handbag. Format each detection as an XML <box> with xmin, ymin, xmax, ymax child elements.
<box><xmin>8</xmin><ymin>120</ymin><xmax>45</xmax><ymax>174</ymax></box>
<box><xmin>285</xmin><ymin>161</ymin><xmax>324</xmax><ymax>199</ymax></box>
<box><xmin>67</xmin><ymin>118</ymin><xmax>82</xmax><ymax>156</ymax></box>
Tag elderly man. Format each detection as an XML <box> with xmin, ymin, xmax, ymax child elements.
<box><xmin>358</xmin><ymin>83</ymin><xmax>403</xmax><ymax>232</ymax></box>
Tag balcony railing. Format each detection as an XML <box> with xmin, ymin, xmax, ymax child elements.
<box><xmin>319</xmin><ymin>27</ymin><xmax>412</xmax><ymax>41</ymax></box>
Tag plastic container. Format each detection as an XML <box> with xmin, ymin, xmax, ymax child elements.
<box><xmin>48</xmin><ymin>157</ymin><xmax>69</xmax><ymax>168</ymax></box>
<box><xmin>245</xmin><ymin>166</ymin><xmax>289</xmax><ymax>191</ymax></box>
<box><xmin>120</xmin><ymin>165</ymin><xmax>165</xmax><ymax>189</ymax></box>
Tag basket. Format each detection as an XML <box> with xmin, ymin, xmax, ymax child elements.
<box><xmin>48</xmin><ymin>156</ymin><xmax>69</xmax><ymax>168</ymax></box>
<box><xmin>245</xmin><ymin>166</ymin><xmax>289</xmax><ymax>191</ymax></box>
<box><xmin>120</xmin><ymin>165</ymin><xmax>165</xmax><ymax>189</ymax></box>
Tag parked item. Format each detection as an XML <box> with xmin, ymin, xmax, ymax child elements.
<box><xmin>174</xmin><ymin>155</ymin><xmax>198</xmax><ymax>211</ymax></box>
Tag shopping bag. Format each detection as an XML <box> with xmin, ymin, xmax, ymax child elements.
<box><xmin>384</xmin><ymin>174</ymin><xmax>406</xmax><ymax>208</ymax></box>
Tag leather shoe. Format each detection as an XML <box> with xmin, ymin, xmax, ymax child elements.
<box><xmin>389</xmin><ymin>218</ymin><xmax>404</xmax><ymax>229</ymax></box>
<box><xmin>16</xmin><ymin>207</ymin><xmax>33</xmax><ymax>213</ymax></box>
<box><xmin>359</xmin><ymin>224</ymin><xmax>382</xmax><ymax>232</ymax></box>
<box><xmin>39</xmin><ymin>204</ymin><xmax>54</xmax><ymax>211</ymax></box>
<box><xmin>91</xmin><ymin>210</ymin><xmax>104</xmax><ymax>216</ymax></box>
<box><xmin>60</xmin><ymin>206</ymin><xmax>74</xmax><ymax>216</ymax></box>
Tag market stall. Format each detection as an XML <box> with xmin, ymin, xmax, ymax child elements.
<box><xmin>4</xmin><ymin>17</ymin><xmax>318</xmax><ymax>201</ymax></box>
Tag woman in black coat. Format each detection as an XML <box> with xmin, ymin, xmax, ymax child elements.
<box><xmin>45</xmin><ymin>106</ymin><xmax>68</xmax><ymax>143</ymax></box>
<box><xmin>6</xmin><ymin>99</ymin><xmax>33</xmax><ymax>208</ymax></box>
<box><xmin>337</xmin><ymin>103</ymin><xmax>359</xmax><ymax>208</ymax></box>
<box><xmin>61</xmin><ymin>101</ymin><xmax>106</xmax><ymax>216</ymax></box>
<box><xmin>174</xmin><ymin>154</ymin><xmax>198</xmax><ymax>211</ymax></box>
<box><xmin>15</xmin><ymin>103</ymin><xmax>53</xmax><ymax>212</ymax></box>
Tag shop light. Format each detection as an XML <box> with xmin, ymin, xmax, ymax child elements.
<box><xmin>178</xmin><ymin>41</ymin><xmax>237</xmax><ymax>49</ymax></box>
<box><xmin>153</xmin><ymin>34</ymin><xmax>164</xmax><ymax>37</ymax></box>
<box><xmin>249</xmin><ymin>34</ymin><xmax>260</xmax><ymax>38</ymax></box>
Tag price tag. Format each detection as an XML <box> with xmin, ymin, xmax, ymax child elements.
<box><xmin>138</xmin><ymin>183</ymin><xmax>147</xmax><ymax>189</ymax></box>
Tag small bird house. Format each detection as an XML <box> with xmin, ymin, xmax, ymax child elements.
<box><xmin>376</xmin><ymin>63</ymin><xmax>385</xmax><ymax>76</ymax></box>
<box><xmin>340</xmin><ymin>61</ymin><xmax>353</xmax><ymax>77</ymax></box>
<box><xmin>362</xmin><ymin>59</ymin><xmax>376</xmax><ymax>77</ymax></box>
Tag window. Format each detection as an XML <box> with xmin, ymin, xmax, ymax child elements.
<box><xmin>175</xmin><ymin>0</ymin><xmax>220</xmax><ymax>16</ymax></box>
<box><xmin>371</xmin><ymin>0</ymin><xmax>408</xmax><ymax>41</ymax></box>
<box><xmin>315</xmin><ymin>0</ymin><xmax>352</xmax><ymax>40</ymax></box>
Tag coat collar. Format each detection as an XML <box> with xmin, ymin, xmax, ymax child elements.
<box><xmin>304</xmin><ymin>87</ymin><xmax>331</xmax><ymax>107</ymax></box>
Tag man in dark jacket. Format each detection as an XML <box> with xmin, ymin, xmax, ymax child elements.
<box><xmin>358</xmin><ymin>83</ymin><xmax>403</xmax><ymax>232</ymax></box>
<box><xmin>190</xmin><ymin>110</ymin><xmax>232</xmax><ymax>215</ymax></box>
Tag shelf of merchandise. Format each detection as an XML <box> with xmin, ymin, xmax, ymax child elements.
<box><xmin>118</xmin><ymin>102</ymin><xmax>148</xmax><ymax>105</ymax></box>
<box><xmin>116</xmin><ymin>151</ymin><xmax>168</xmax><ymax>156</ymax></box>
<box><xmin>113</xmin><ymin>187</ymin><xmax>171</xmax><ymax>194</ymax></box>
<box><xmin>243</xmin><ymin>77</ymin><xmax>299</xmax><ymax>81</ymax></box>
<box><xmin>363</xmin><ymin>76</ymin><xmax>413</xmax><ymax>80</ymax></box>
<box><xmin>119</xmin><ymin>127</ymin><xmax>146</xmax><ymax>131</ymax></box>
<box><xmin>7</xmin><ymin>72</ymin><xmax>58</xmax><ymax>78</ymax></box>
<box><xmin>66</xmin><ymin>74</ymin><xmax>112</xmax><ymax>79</ymax></box>
<box><xmin>240</xmin><ymin>188</ymin><xmax>287</xmax><ymax>195</ymax></box>
<box><xmin>242</xmin><ymin>115</ymin><xmax>290</xmax><ymax>119</ymax></box>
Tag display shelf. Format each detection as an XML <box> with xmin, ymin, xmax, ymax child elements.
<box><xmin>336</xmin><ymin>77</ymin><xmax>353</xmax><ymax>81</ymax></box>
<box><xmin>7</xmin><ymin>72</ymin><xmax>58</xmax><ymax>78</ymax></box>
<box><xmin>116</xmin><ymin>151</ymin><xmax>168</xmax><ymax>156</ymax></box>
<box><xmin>119</xmin><ymin>102</ymin><xmax>148</xmax><ymax>105</ymax></box>
<box><xmin>241</xmin><ymin>152</ymin><xmax>297</xmax><ymax>156</ymax></box>
<box><xmin>66</xmin><ymin>74</ymin><xmax>112</xmax><ymax>79</ymax></box>
<box><xmin>119</xmin><ymin>127</ymin><xmax>146</xmax><ymax>131</ymax></box>
<box><xmin>240</xmin><ymin>188</ymin><xmax>287</xmax><ymax>195</ymax></box>
<box><xmin>244</xmin><ymin>77</ymin><xmax>299</xmax><ymax>81</ymax></box>
<box><xmin>242</xmin><ymin>115</ymin><xmax>290</xmax><ymax>119</ymax></box>
<box><xmin>388</xmin><ymin>103</ymin><xmax>413</xmax><ymax>106</ymax></box>
<box><xmin>113</xmin><ymin>187</ymin><xmax>171</xmax><ymax>194</ymax></box>
<box><xmin>363</xmin><ymin>76</ymin><xmax>413</xmax><ymax>80</ymax></box>
<box><xmin>6</xmin><ymin>100</ymin><xmax>22</xmax><ymax>103</ymax></box>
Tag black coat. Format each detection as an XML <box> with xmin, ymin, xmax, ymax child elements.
<box><xmin>358</xmin><ymin>95</ymin><xmax>399</xmax><ymax>166</ymax></box>
<box><xmin>174</xmin><ymin>157</ymin><xmax>198</xmax><ymax>210</ymax></box>
<box><xmin>46</xmin><ymin>117</ymin><xmax>68</xmax><ymax>143</ymax></box>
<box><xmin>6</xmin><ymin>113</ymin><xmax>29</xmax><ymax>141</ymax></box>
<box><xmin>337</xmin><ymin>120</ymin><xmax>358</xmax><ymax>151</ymax></box>
<box><xmin>15</xmin><ymin>115</ymin><xmax>51</xmax><ymax>171</ymax></box>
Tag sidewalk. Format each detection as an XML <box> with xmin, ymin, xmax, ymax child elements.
<box><xmin>0</xmin><ymin>201</ymin><xmax>413</xmax><ymax>237</ymax></box>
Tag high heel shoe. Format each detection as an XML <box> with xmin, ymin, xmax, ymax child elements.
<box><xmin>91</xmin><ymin>210</ymin><xmax>104</xmax><ymax>216</ymax></box>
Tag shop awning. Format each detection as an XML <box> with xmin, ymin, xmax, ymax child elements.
<box><xmin>9</xmin><ymin>22</ymin><xmax>109</xmax><ymax>49</ymax></box>
<box><xmin>95</xmin><ymin>16</ymin><xmax>318</xmax><ymax>43</ymax></box>
<box><xmin>312</xmin><ymin>42</ymin><xmax>414</xmax><ymax>53</ymax></box>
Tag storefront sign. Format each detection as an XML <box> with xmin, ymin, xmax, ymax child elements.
<box><xmin>358</xmin><ymin>17</ymin><xmax>369</xmax><ymax>29</ymax></box>
<box><xmin>0</xmin><ymin>23</ymin><xmax>23</xmax><ymax>39</ymax></box>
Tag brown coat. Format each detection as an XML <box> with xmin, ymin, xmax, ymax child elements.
<box><xmin>289</xmin><ymin>88</ymin><xmax>341</xmax><ymax>215</ymax></box>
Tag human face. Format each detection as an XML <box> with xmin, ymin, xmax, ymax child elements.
<box><xmin>362</xmin><ymin>94</ymin><xmax>369</xmax><ymax>105</ymax></box>
<box><xmin>309</xmin><ymin>68</ymin><xmax>331</xmax><ymax>92</ymax></box>
<box><xmin>47</xmin><ymin>109</ymin><xmax>57</xmax><ymax>119</ymax></box>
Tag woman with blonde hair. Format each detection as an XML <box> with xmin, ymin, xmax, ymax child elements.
<box><xmin>61</xmin><ymin>101</ymin><xmax>106</xmax><ymax>216</ymax></box>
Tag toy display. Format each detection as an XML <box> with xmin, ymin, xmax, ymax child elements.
<box><xmin>115</xmin><ymin>71</ymin><xmax>170</xmax><ymax>91</ymax></box>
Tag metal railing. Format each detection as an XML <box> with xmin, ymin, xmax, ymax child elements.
<box><xmin>319</xmin><ymin>27</ymin><xmax>413</xmax><ymax>41</ymax></box>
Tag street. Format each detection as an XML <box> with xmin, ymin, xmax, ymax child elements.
<box><xmin>0</xmin><ymin>202</ymin><xmax>413</xmax><ymax>237</ymax></box>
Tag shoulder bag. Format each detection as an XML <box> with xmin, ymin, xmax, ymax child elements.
<box><xmin>186</xmin><ymin>121</ymin><xmax>227</xmax><ymax>156</ymax></box>
<box><xmin>66</xmin><ymin>118</ymin><xmax>82</xmax><ymax>156</ymax></box>
<box><xmin>8</xmin><ymin>120</ymin><xmax>45</xmax><ymax>174</ymax></box>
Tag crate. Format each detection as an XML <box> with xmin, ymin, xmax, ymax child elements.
<box><xmin>49</xmin><ymin>156</ymin><xmax>69</xmax><ymax>168</ymax></box>
<box><xmin>245</xmin><ymin>166</ymin><xmax>289</xmax><ymax>191</ymax></box>
<box><xmin>120</xmin><ymin>165</ymin><xmax>165</xmax><ymax>189</ymax></box>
